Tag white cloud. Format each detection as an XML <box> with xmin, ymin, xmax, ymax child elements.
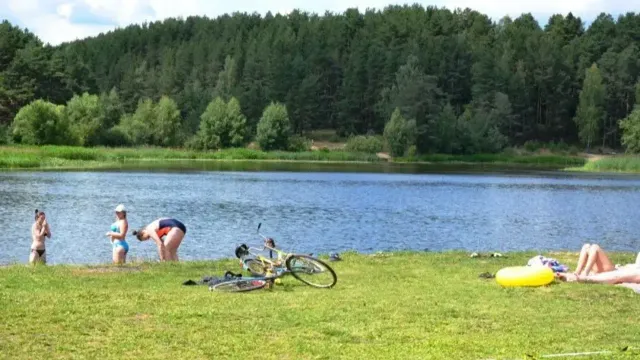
<box><xmin>442</xmin><ymin>0</ymin><xmax>609</xmax><ymax>21</ymax></box>
<box><xmin>56</xmin><ymin>3</ymin><xmax>74</xmax><ymax>19</ymax></box>
<box><xmin>0</xmin><ymin>0</ymin><xmax>631</xmax><ymax>45</ymax></box>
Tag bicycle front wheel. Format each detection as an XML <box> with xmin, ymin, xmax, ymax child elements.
<box><xmin>244</xmin><ymin>259</ymin><xmax>267</xmax><ymax>276</ymax></box>
<box><xmin>285</xmin><ymin>255</ymin><xmax>337</xmax><ymax>288</ymax></box>
<box><xmin>210</xmin><ymin>278</ymin><xmax>267</xmax><ymax>292</ymax></box>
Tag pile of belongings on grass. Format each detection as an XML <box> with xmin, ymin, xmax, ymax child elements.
<box><xmin>527</xmin><ymin>255</ymin><xmax>569</xmax><ymax>273</ymax></box>
<box><xmin>182</xmin><ymin>271</ymin><xmax>243</xmax><ymax>286</ymax></box>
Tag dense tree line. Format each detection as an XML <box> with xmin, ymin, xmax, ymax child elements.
<box><xmin>1</xmin><ymin>6</ymin><xmax>640</xmax><ymax>154</ymax></box>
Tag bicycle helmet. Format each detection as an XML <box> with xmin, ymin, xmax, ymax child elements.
<box><xmin>235</xmin><ymin>244</ymin><xmax>249</xmax><ymax>258</ymax></box>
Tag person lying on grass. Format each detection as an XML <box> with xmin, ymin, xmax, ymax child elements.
<box><xmin>556</xmin><ymin>243</ymin><xmax>640</xmax><ymax>284</ymax></box>
<box><xmin>556</xmin><ymin>268</ymin><xmax>640</xmax><ymax>284</ymax></box>
<box><xmin>571</xmin><ymin>243</ymin><xmax>639</xmax><ymax>276</ymax></box>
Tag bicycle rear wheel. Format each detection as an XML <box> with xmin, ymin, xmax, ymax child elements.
<box><xmin>210</xmin><ymin>278</ymin><xmax>267</xmax><ymax>292</ymax></box>
<box><xmin>285</xmin><ymin>255</ymin><xmax>337</xmax><ymax>288</ymax></box>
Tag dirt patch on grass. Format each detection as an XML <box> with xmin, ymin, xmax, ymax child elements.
<box><xmin>71</xmin><ymin>266</ymin><xmax>143</xmax><ymax>275</ymax></box>
<box><xmin>132</xmin><ymin>313</ymin><xmax>152</xmax><ymax>321</ymax></box>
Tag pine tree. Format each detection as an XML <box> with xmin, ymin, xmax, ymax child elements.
<box><xmin>213</xmin><ymin>55</ymin><xmax>237</xmax><ymax>101</ymax></box>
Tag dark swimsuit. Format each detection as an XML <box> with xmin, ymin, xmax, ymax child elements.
<box><xmin>31</xmin><ymin>249</ymin><xmax>45</xmax><ymax>257</ymax></box>
<box><xmin>156</xmin><ymin>218</ymin><xmax>187</xmax><ymax>239</ymax></box>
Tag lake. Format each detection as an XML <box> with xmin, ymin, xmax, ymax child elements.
<box><xmin>1</xmin><ymin>165</ymin><xmax>640</xmax><ymax>265</ymax></box>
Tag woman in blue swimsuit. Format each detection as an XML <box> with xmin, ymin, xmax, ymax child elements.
<box><xmin>106</xmin><ymin>204</ymin><xmax>129</xmax><ymax>264</ymax></box>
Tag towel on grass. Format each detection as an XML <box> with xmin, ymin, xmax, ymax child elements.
<box><xmin>617</xmin><ymin>283</ymin><xmax>640</xmax><ymax>294</ymax></box>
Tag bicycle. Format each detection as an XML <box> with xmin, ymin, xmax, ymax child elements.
<box><xmin>210</xmin><ymin>223</ymin><xmax>338</xmax><ymax>292</ymax></box>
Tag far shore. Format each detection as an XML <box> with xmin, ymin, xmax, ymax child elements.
<box><xmin>0</xmin><ymin>145</ymin><xmax>608</xmax><ymax>173</ymax></box>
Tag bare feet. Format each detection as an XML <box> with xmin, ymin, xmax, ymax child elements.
<box><xmin>556</xmin><ymin>272</ymin><xmax>579</xmax><ymax>282</ymax></box>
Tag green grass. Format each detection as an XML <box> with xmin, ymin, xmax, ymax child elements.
<box><xmin>1</xmin><ymin>252</ymin><xmax>639</xmax><ymax>359</ymax></box>
<box><xmin>398</xmin><ymin>153</ymin><xmax>587</xmax><ymax>167</ymax></box>
<box><xmin>0</xmin><ymin>145</ymin><xmax>589</xmax><ymax>171</ymax></box>
<box><xmin>567</xmin><ymin>156</ymin><xmax>640</xmax><ymax>173</ymax></box>
<box><xmin>0</xmin><ymin>145</ymin><xmax>381</xmax><ymax>170</ymax></box>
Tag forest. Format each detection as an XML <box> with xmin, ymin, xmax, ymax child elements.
<box><xmin>1</xmin><ymin>6</ymin><xmax>640</xmax><ymax>156</ymax></box>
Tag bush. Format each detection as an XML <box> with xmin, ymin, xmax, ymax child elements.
<box><xmin>620</xmin><ymin>108</ymin><xmax>640</xmax><ymax>154</ymax></box>
<box><xmin>383</xmin><ymin>108</ymin><xmax>414</xmax><ymax>157</ymax></box>
<box><xmin>99</xmin><ymin>88</ymin><xmax>125</xmax><ymax>129</ymax></box>
<box><xmin>64</xmin><ymin>92</ymin><xmax>104</xmax><ymax>146</ymax></box>
<box><xmin>547</xmin><ymin>141</ymin><xmax>570</xmax><ymax>153</ymax></box>
<box><xmin>524</xmin><ymin>140</ymin><xmax>542</xmax><ymax>153</ymax></box>
<box><xmin>11</xmin><ymin>100</ymin><xmax>75</xmax><ymax>145</ymax></box>
<box><xmin>345</xmin><ymin>135</ymin><xmax>384</xmax><ymax>154</ymax></box>
<box><xmin>406</xmin><ymin>145</ymin><xmax>417</xmax><ymax>158</ymax></box>
<box><xmin>256</xmin><ymin>102</ymin><xmax>291</xmax><ymax>151</ymax></box>
<box><xmin>154</xmin><ymin>96</ymin><xmax>183</xmax><ymax>147</ymax></box>
<box><xmin>0</xmin><ymin>124</ymin><xmax>8</xmax><ymax>144</ymax></box>
<box><xmin>101</xmin><ymin>127</ymin><xmax>131</xmax><ymax>147</ymax></box>
<box><xmin>117</xmin><ymin>100</ymin><xmax>154</xmax><ymax>145</ymax></box>
<box><xmin>196</xmin><ymin>96</ymin><xmax>247</xmax><ymax>150</ymax></box>
<box><xmin>288</xmin><ymin>135</ymin><xmax>311</xmax><ymax>152</ymax></box>
<box><xmin>116</xmin><ymin>96</ymin><xmax>183</xmax><ymax>147</ymax></box>
<box><xmin>196</xmin><ymin>97</ymin><xmax>225</xmax><ymax>149</ymax></box>
<box><xmin>185</xmin><ymin>135</ymin><xmax>204</xmax><ymax>151</ymax></box>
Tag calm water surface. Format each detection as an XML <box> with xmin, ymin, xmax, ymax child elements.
<box><xmin>1</xmin><ymin>168</ymin><xmax>640</xmax><ymax>265</ymax></box>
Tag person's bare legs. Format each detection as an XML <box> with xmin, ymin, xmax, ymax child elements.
<box><xmin>558</xmin><ymin>268</ymin><xmax>640</xmax><ymax>284</ymax></box>
<box><xmin>163</xmin><ymin>228</ymin><xmax>184</xmax><ymax>261</ymax></box>
<box><xmin>574</xmin><ymin>243</ymin><xmax>592</xmax><ymax>275</ymax></box>
<box><xmin>112</xmin><ymin>247</ymin><xmax>126</xmax><ymax>264</ymax></box>
<box><xmin>29</xmin><ymin>249</ymin><xmax>46</xmax><ymax>265</ymax></box>
<box><xmin>29</xmin><ymin>250</ymin><xmax>37</xmax><ymax>265</ymax></box>
<box><xmin>580</xmin><ymin>244</ymin><xmax>615</xmax><ymax>276</ymax></box>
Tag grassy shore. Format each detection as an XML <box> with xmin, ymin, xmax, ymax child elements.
<box><xmin>567</xmin><ymin>155</ymin><xmax>640</xmax><ymax>174</ymax></box>
<box><xmin>1</xmin><ymin>251</ymin><xmax>639</xmax><ymax>359</ymax></box>
<box><xmin>0</xmin><ymin>145</ymin><xmax>587</xmax><ymax>171</ymax></box>
<box><xmin>398</xmin><ymin>153</ymin><xmax>586</xmax><ymax>167</ymax></box>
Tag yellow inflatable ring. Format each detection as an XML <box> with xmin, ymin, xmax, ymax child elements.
<box><xmin>495</xmin><ymin>266</ymin><xmax>555</xmax><ymax>287</ymax></box>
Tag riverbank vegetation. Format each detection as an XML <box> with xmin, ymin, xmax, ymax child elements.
<box><xmin>570</xmin><ymin>155</ymin><xmax>640</xmax><ymax>173</ymax></box>
<box><xmin>0</xmin><ymin>145</ymin><xmax>382</xmax><ymax>169</ymax></box>
<box><xmin>2</xmin><ymin>8</ymin><xmax>640</xmax><ymax>159</ymax></box>
<box><xmin>1</xmin><ymin>252</ymin><xmax>639</xmax><ymax>359</ymax></box>
<box><xmin>0</xmin><ymin>145</ymin><xmax>587</xmax><ymax>170</ymax></box>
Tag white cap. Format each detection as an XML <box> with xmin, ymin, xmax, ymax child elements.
<box><xmin>115</xmin><ymin>204</ymin><xmax>126</xmax><ymax>212</ymax></box>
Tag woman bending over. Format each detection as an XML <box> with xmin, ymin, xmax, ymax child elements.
<box><xmin>133</xmin><ymin>218</ymin><xmax>186</xmax><ymax>261</ymax></box>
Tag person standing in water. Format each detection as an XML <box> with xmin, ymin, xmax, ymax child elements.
<box><xmin>132</xmin><ymin>218</ymin><xmax>186</xmax><ymax>261</ymax></box>
<box><xmin>30</xmin><ymin>210</ymin><xmax>51</xmax><ymax>264</ymax></box>
<box><xmin>106</xmin><ymin>204</ymin><xmax>129</xmax><ymax>264</ymax></box>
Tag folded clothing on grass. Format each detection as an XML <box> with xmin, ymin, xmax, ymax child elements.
<box><xmin>527</xmin><ymin>255</ymin><xmax>569</xmax><ymax>273</ymax></box>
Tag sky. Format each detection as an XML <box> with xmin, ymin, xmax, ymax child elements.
<box><xmin>0</xmin><ymin>0</ymin><xmax>636</xmax><ymax>45</ymax></box>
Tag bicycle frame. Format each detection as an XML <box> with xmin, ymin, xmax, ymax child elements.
<box><xmin>237</xmin><ymin>242</ymin><xmax>290</xmax><ymax>276</ymax></box>
<box><xmin>220</xmin><ymin>223</ymin><xmax>337</xmax><ymax>292</ymax></box>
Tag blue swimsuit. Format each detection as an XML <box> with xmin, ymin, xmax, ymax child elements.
<box><xmin>111</xmin><ymin>222</ymin><xmax>129</xmax><ymax>253</ymax></box>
